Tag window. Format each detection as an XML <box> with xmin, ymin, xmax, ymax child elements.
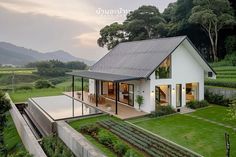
<box><xmin>155</xmin><ymin>85</ymin><xmax>171</xmax><ymax>110</ymax></box>
<box><xmin>208</xmin><ymin>72</ymin><xmax>213</xmax><ymax>77</ymax></box>
<box><xmin>186</xmin><ymin>83</ymin><xmax>199</xmax><ymax>102</ymax></box>
<box><xmin>155</xmin><ymin>56</ymin><xmax>171</xmax><ymax>79</ymax></box>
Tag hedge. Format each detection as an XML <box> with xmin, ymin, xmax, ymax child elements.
<box><xmin>205</xmin><ymin>80</ymin><xmax>236</xmax><ymax>88</ymax></box>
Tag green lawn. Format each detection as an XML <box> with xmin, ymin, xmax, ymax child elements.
<box><xmin>4</xmin><ymin>114</ymin><xmax>25</xmax><ymax>155</ymax></box>
<box><xmin>190</xmin><ymin>105</ymin><xmax>236</xmax><ymax>128</ymax></box>
<box><xmin>9</xmin><ymin>87</ymin><xmax>64</xmax><ymax>102</ymax></box>
<box><xmin>129</xmin><ymin>106</ymin><xmax>236</xmax><ymax>157</ymax></box>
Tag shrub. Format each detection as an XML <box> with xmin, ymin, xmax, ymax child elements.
<box><xmin>124</xmin><ymin>149</ymin><xmax>140</xmax><ymax>157</ymax></box>
<box><xmin>42</xmin><ymin>135</ymin><xmax>75</xmax><ymax>157</ymax></box>
<box><xmin>205</xmin><ymin>90</ymin><xmax>231</xmax><ymax>106</ymax></box>
<box><xmin>34</xmin><ymin>80</ymin><xmax>54</xmax><ymax>89</ymax></box>
<box><xmin>16</xmin><ymin>85</ymin><xmax>33</xmax><ymax>91</ymax></box>
<box><xmin>113</xmin><ymin>141</ymin><xmax>128</xmax><ymax>156</ymax></box>
<box><xmin>135</xmin><ymin>95</ymin><xmax>144</xmax><ymax>109</ymax></box>
<box><xmin>186</xmin><ymin>100</ymin><xmax>209</xmax><ymax>109</ymax></box>
<box><xmin>97</xmin><ymin>130</ymin><xmax>115</xmax><ymax>147</ymax></box>
<box><xmin>7</xmin><ymin>150</ymin><xmax>32</xmax><ymax>157</ymax></box>
<box><xmin>48</xmin><ymin>77</ymin><xmax>66</xmax><ymax>85</ymax></box>
<box><xmin>79</xmin><ymin>124</ymin><xmax>99</xmax><ymax>135</ymax></box>
<box><xmin>150</xmin><ymin>105</ymin><xmax>176</xmax><ymax>117</ymax></box>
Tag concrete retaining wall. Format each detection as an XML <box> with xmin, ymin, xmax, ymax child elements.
<box><xmin>205</xmin><ymin>86</ymin><xmax>236</xmax><ymax>99</ymax></box>
<box><xmin>56</xmin><ymin>121</ymin><xmax>106</xmax><ymax>157</ymax></box>
<box><xmin>6</xmin><ymin>94</ymin><xmax>47</xmax><ymax>157</ymax></box>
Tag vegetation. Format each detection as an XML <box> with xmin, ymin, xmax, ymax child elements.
<box><xmin>69</xmin><ymin>115</ymin><xmax>143</xmax><ymax>157</ymax></box>
<box><xmin>205</xmin><ymin>90</ymin><xmax>231</xmax><ymax>106</ymax></box>
<box><xmin>42</xmin><ymin>135</ymin><xmax>75</xmax><ymax>157</ymax></box>
<box><xmin>205</xmin><ymin>66</ymin><xmax>236</xmax><ymax>88</ymax></box>
<box><xmin>34</xmin><ymin>79</ymin><xmax>54</xmax><ymax>89</ymax></box>
<box><xmin>129</xmin><ymin>105</ymin><xmax>236</xmax><ymax>157</ymax></box>
<box><xmin>135</xmin><ymin>95</ymin><xmax>144</xmax><ymax>109</ymax></box>
<box><xmin>186</xmin><ymin>100</ymin><xmax>209</xmax><ymax>109</ymax></box>
<box><xmin>0</xmin><ymin>91</ymin><xmax>11</xmax><ymax>156</ymax></box>
<box><xmin>99</xmin><ymin>120</ymin><xmax>199</xmax><ymax>157</ymax></box>
<box><xmin>188</xmin><ymin>0</ymin><xmax>235</xmax><ymax>61</ymax></box>
<box><xmin>150</xmin><ymin>105</ymin><xmax>176</xmax><ymax>117</ymax></box>
<box><xmin>97</xmin><ymin>0</ymin><xmax>235</xmax><ymax>62</ymax></box>
<box><xmin>26</xmin><ymin>60</ymin><xmax>87</xmax><ymax>77</ymax></box>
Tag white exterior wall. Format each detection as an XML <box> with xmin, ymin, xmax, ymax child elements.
<box><xmin>89</xmin><ymin>79</ymin><xmax>95</xmax><ymax>94</ymax></box>
<box><xmin>149</xmin><ymin>44</ymin><xmax>204</xmax><ymax>111</ymax></box>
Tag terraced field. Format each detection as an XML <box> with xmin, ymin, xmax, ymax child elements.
<box><xmin>205</xmin><ymin>66</ymin><xmax>236</xmax><ymax>88</ymax></box>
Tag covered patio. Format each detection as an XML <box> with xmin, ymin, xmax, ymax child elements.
<box><xmin>66</xmin><ymin>71</ymin><xmax>148</xmax><ymax>119</ymax></box>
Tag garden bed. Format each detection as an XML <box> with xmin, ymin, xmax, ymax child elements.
<box><xmin>99</xmin><ymin>120</ymin><xmax>201</xmax><ymax>157</ymax></box>
<box><xmin>69</xmin><ymin>115</ymin><xmax>145</xmax><ymax>157</ymax></box>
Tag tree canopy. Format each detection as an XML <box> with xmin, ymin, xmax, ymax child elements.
<box><xmin>97</xmin><ymin>0</ymin><xmax>236</xmax><ymax>61</ymax></box>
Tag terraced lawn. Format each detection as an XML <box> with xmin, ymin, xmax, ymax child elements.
<box><xmin>129</xmin><ymin>105</ymin><xmax>236</xmax><ymax>157</ymax></box>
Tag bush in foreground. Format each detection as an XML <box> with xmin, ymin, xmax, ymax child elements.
<box><xmin>7</xmin><ymin>150</ymin><xmax>32</xmax><ymax>157</ymax></box>
<box><xmin>186</xmin><ymin>100</ymin><xmax>209</xmax><ymax>109</ymax></box>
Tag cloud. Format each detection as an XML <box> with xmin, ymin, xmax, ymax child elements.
<box><xmin>0</xmin><ymin>0</ymin><xmax>176</xmax><ymax>61</ymax></box>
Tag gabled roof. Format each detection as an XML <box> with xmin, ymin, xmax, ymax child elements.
<box><xmin>91</xmin><ymin>36</ymin><xmax>186</xmax><ymax>78</ymax></box>
<box><xmin>89</xmin><ymin>36</ymin><xmax>215</xmax><ymax>79</ymax></box>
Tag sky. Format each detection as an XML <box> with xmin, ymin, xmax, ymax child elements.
<box><xmin>0</xmin><ymin>0</ymin><xmax>176</xmax><ymax>61</ymax></box>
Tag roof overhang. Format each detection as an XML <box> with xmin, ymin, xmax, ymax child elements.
<box><xmin>67</xmin><ymin>71</ymin><xmax>144</xmax><ymax>82</ymax></box>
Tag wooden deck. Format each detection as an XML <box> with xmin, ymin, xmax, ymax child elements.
<box><xmin>63</xmin><ymin>91</ymin><xmax>148</xmax><ymax>120</ymax></box>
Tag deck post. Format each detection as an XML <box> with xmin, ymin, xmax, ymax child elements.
<box><xmin>96</xmin><ymin>80</ymin><xmax>98</xmax><ymax>107</ymax></box>
<box><xmin>72</xmin><ymin>75</ymin><xmax>75</xmax><ymax>98</ymax></box>
<box><xmin>115</xmin><ymin>82</ymin><xmax>118</xmax><ymax>114</ymax></box>
<box><xmin>81</xmin><ymin>77</ymin><xmax>84</xmax><ymax>101</ymax></box>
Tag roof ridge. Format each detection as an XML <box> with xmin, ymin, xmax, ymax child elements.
<box><xmin>119</xmin><ymin>35</ymin><xmax>187</xmax><ymax>45</ymax></box>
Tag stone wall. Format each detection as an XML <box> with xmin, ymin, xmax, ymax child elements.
<box><xmin>56</xmin><ymin>121</ymin><xmax>106</xmax><ymax>157</ymax></box>
<box><xmin>205</xmin><ymin>86</ymin><xmax>236</xmax><ymax>99</ymax></box>
<box><xmin>6</xmin><ymin>94</ymin><xmax>47</xmax><ymax>157</ymax></box>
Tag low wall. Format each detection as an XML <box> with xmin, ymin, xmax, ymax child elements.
<box><xmin>56</xmin><ymin>121</ymin><xmax>106</xmax><ymax>157</ymax></box>
<box><xmin>26</xmin><ymin>98</ymin><xmax>56</xmax><ymax>136</ymax></box>
<box><xmin>205</xmin><ymin>86</ymin><xmax>236</xmax><ymax>99</ymax></box>
<box><xmin>6</xmin><ymin>94</ymin><xmax>47</xmax><ymax>157</ymax></box>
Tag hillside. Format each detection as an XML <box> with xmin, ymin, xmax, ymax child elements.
<box><xmin>0</xmin><ymin>42</ymin><xmax>94</xmax><ymax>66</ymax></box>
<box><xmin>205</xmin><ymin>66</ymin><xmax>236</xmax><ymax>88</ymax></box>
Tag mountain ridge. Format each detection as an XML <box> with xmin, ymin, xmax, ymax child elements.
<box><xmin>0</xmin><ymin>42</ymin><xmax>95</xmax><ymax>66</ymax></box>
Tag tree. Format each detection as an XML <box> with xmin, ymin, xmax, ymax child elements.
<box><xmin>124</xmin><ymin>5</ymin><xmax>166</xmax><ymax>40</ymax></box>
<box><xmin>135</xmin><ymin>95</ymin><xmax>144</xmax><ymax>110</ymax></box>
<box><xmin>189</xmin><ymin>0</ymin><xmax>235</xmax><ymax>61</ymax></box>
<box><xmin>97</xmin><ymin>22</ymin><xmax>126</xmax><ymax>50</ymax></box>
<box><xmin>0</xmin><ymin>91</ymin><xmax>11</xmax><ymax>156</ymax></box>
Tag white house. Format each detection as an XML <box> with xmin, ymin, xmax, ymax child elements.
<box><xmin>69</xmin><ymin>36</ymin><xmax>216</xmax><ymax>114</ymax></box>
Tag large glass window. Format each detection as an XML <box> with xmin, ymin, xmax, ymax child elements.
<box><xmin>101</xmin><ymin>81</ymin><xmax>134</xmax><ymax>106</ymax></box>
<box><xmin>186</xmin><ymin>83</ymin><xmax>199</xmax><ymax>102</ymax></box>
<box><xmin>155</xmin><ymin>56</ymin><xmax>171</xmax><ymax>79</ymax></box>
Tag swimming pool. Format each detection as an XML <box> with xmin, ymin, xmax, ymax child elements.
<box><xmin>29</xmin><ymin>95</ymin><xmax>102</xmax><ymax>121</ymax></box>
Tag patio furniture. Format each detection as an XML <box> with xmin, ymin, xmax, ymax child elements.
<box><xmin>105</xmin><ymin>104</ymin><xmax>112</xmax><ymax>112</ymax></box>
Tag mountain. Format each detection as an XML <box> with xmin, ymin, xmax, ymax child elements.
<box><xmin>0</xmin><ymin>42</ymin><xmax>95</xmax><ymax>66</ymax></box>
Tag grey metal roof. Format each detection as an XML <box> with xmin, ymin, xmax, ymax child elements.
<box><xmin>91</xmin><ymin>36</ymin><xmax>187</xmax><ymax>78</ymax></box>
<box><xmin>67</xmin><ymin>71</ymin><xmax>144</xmax><ymax>82</ymax></box>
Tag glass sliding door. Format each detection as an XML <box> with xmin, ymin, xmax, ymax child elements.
<box><xmin>176</xmin><ymin>84</ymin><xmax>182</xmax><ymax>107</ymax></box>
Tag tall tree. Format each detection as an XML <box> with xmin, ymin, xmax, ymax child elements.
<box><xmin>189</xmin><ymin>0</ymin><xmax>235</xmax><ymax>61</ymax></box>
<box><xmin>0</xmin><ymin>91</ymin><xmax>11</xmax><ymax>156</ymax></box>
<box><xmin>97</xmin><ymin>22</ymin><xmax>126</xmax><ymax>50</ymax></box>
<box><xmin>124</xmin><ymin>5</ymin><xmax>166</xmax><ymax>40</ymax></box>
